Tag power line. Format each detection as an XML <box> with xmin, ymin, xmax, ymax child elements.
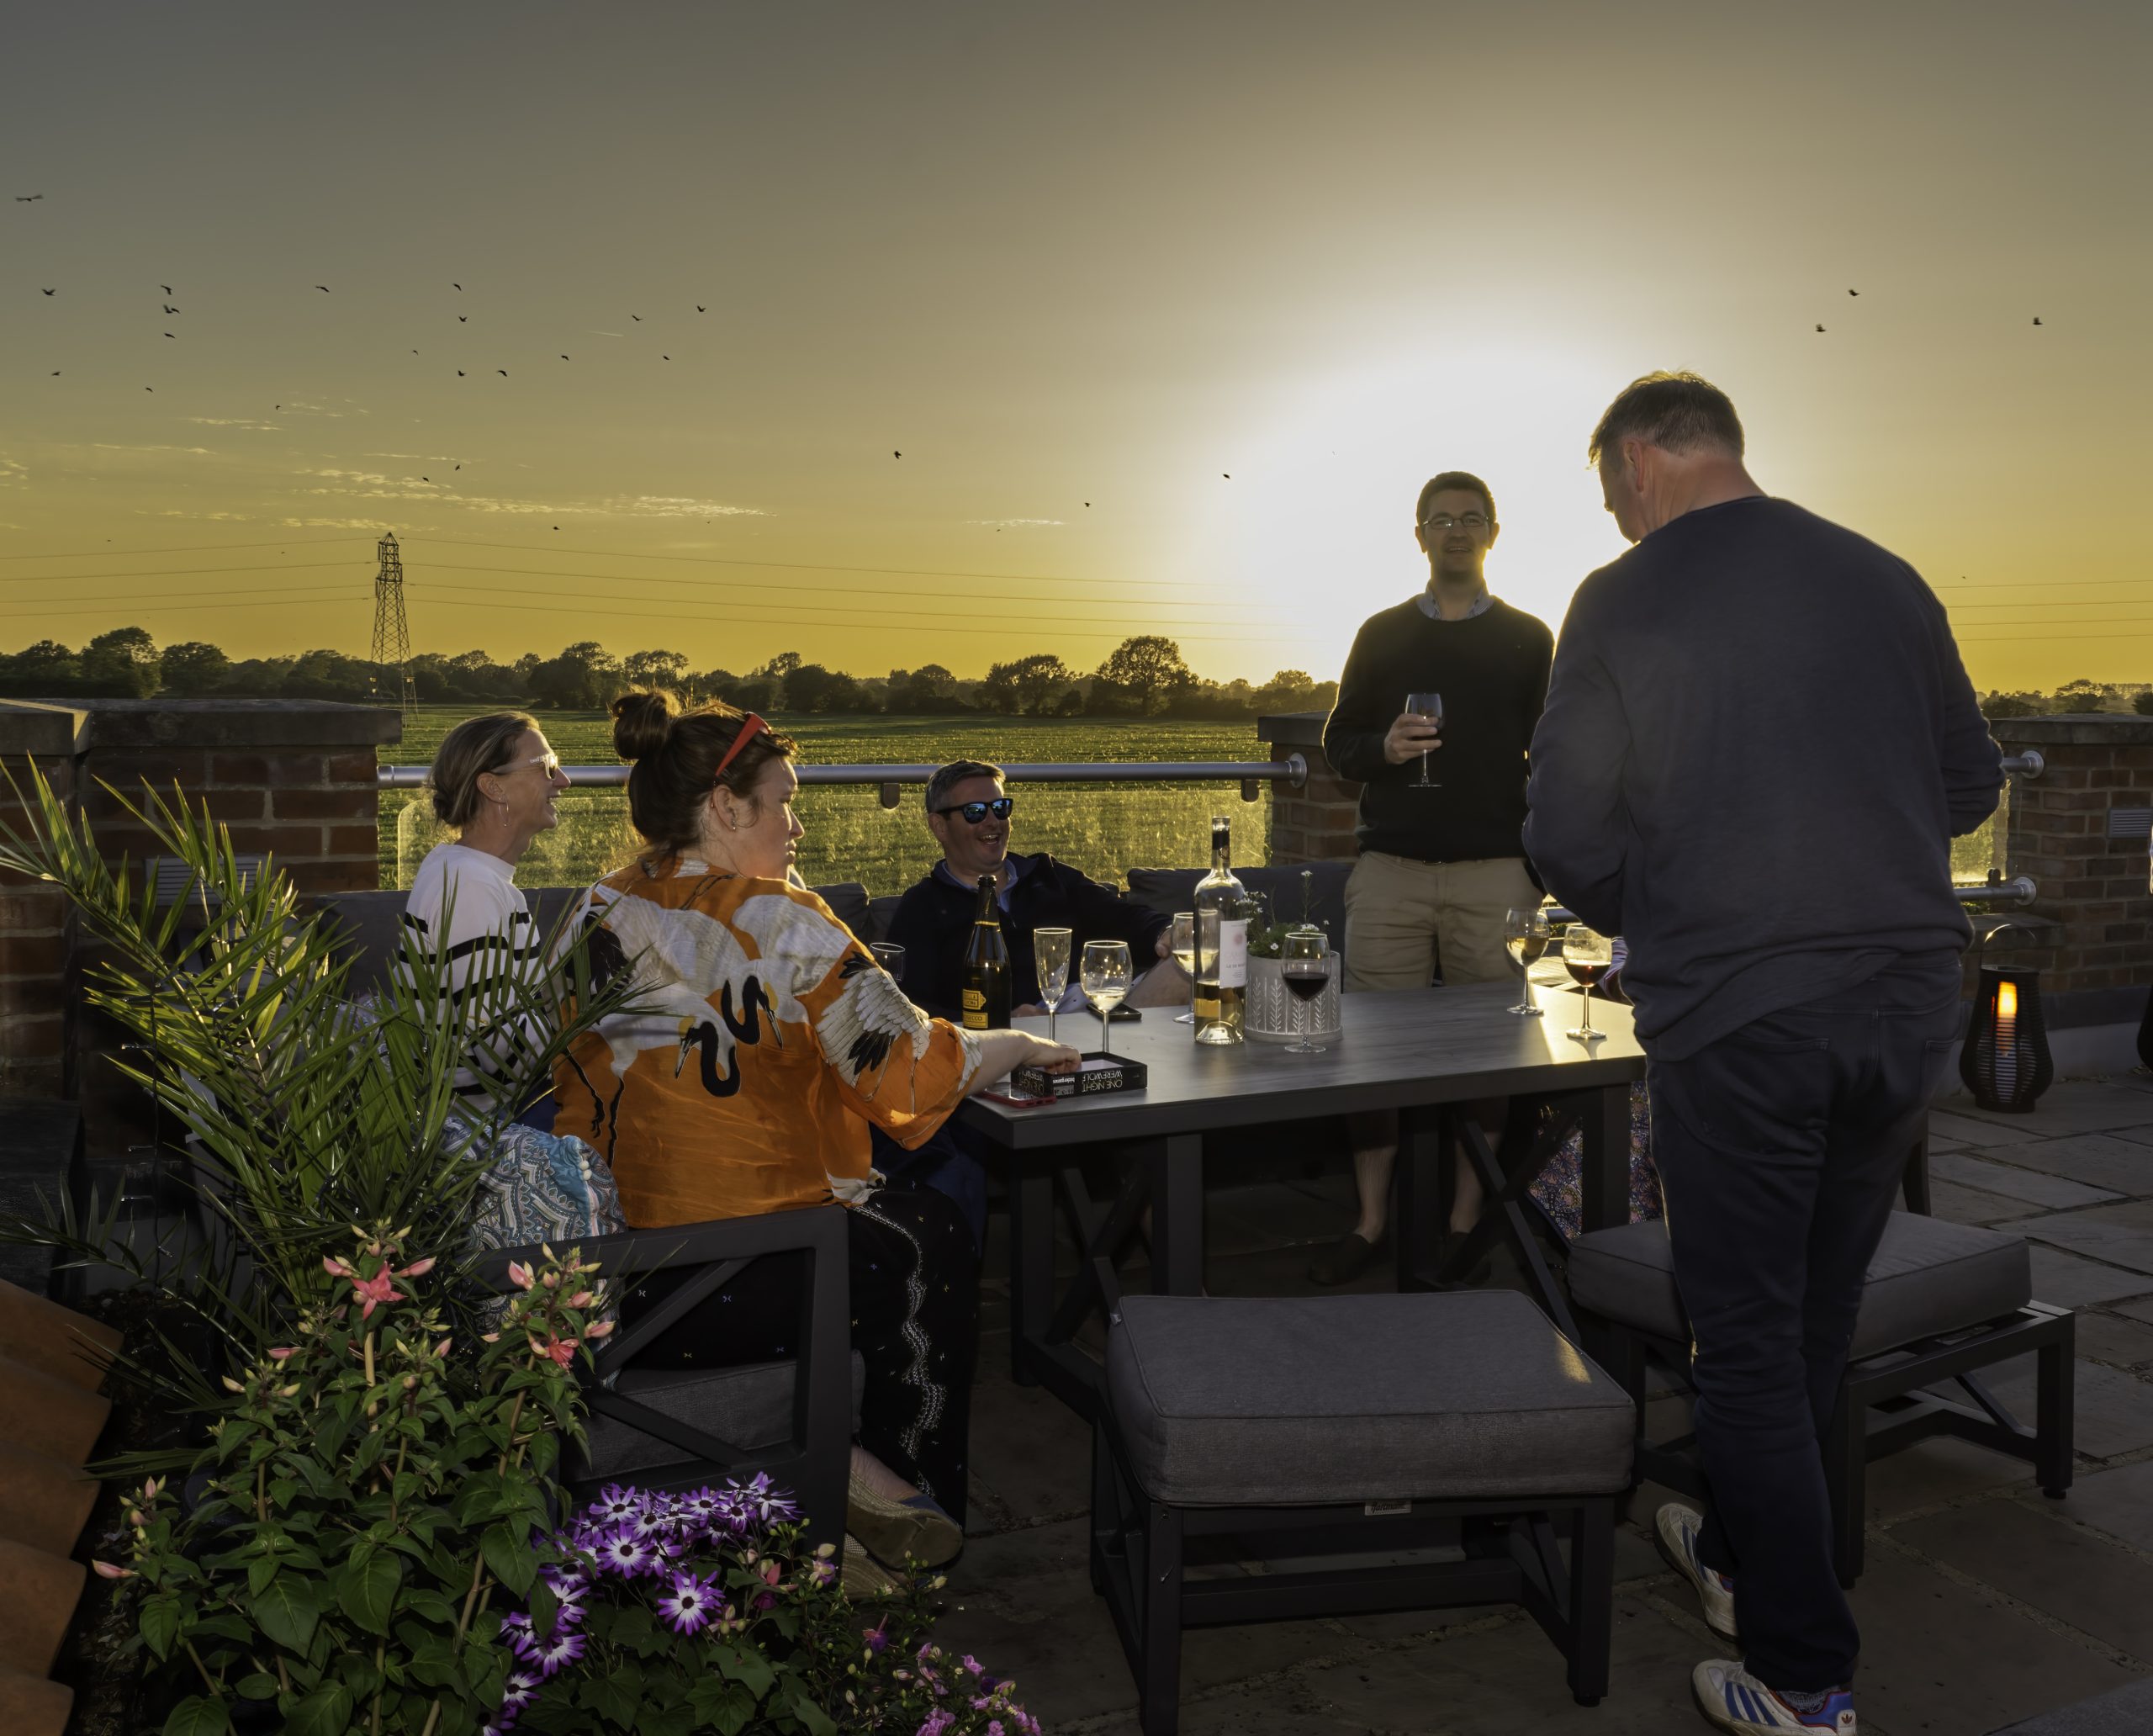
<box><xmin>412</xmin><ymin>534</ymin><xmax>1203</xmax><ymax>590</ymax></box>
<box><xmin>0</xmin><ymin>535</ymin><xmax>372</xmax><ymax>562</ymax></box>
<box><xmin>0</xmin><ymin>558</ymin><xmax>361</xmax><ymax>587</ymax></box>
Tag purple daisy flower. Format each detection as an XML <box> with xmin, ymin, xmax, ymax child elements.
<box><xmin>728</xmin><ymin>1473</ymin><xmax>798</xmax><ymax>1524</ymax></box>
<box><xmin>589</xmin><ymin>1484</ymin><xmax>643</xmax><ymax>1524</ymax></box>
<box><xmin>499</xmin><ymin>1667</ymin><xmax>543</xmax><ymax>1713</ymax></box>
<box><xmin>656</xmin><ymin>1570</ymin><xmax>720</xmax><ymax>1636</ymax></box>
<box><xmin>595</xmin><ymin>1528</ymin><xmax>654</xmax><ymax>1579</ymax></box>
<box><xmin>497</xmin><ymin>1611</ymin><xmax>537</xmax><ymax>1655</ymax></box>
<box><xmin>530</xmin><ymin>1624</ymin><xmax>587</xmax><ymax>1679</ymax></box>
<box><xmin>677</xmin><ymin>1485</ymin><xmax>725</xmax><ymax>1523</ymax></box>
<box><xmin>540</xmin><ymin>1566</ymin><xmax>592</xmax><ymax>1611</ymax></box>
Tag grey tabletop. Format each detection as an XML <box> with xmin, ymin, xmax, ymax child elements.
<box><xmin>955</xmin><ymin>977</ymin><xmax>1647</xmax><ymax>1151</ymax></box>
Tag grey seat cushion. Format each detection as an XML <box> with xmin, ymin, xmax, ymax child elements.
<box><xmin>1107</xmin><ymin>1292</ymin><xmax>1633</xmax><ymax>1506</ymax></box>
<box><xmin>579</xmin><ymin>1351</ymin><xmax>866</xmax><ymax>1480</ymax></box>
<box><xmin>1569</xmin><ymin>1210</ymin><xmax>2034</xmax><ymax>1361</ymax></box>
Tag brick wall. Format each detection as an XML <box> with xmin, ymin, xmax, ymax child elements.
<box><xmin>1259</xmin><ymin>712</ymin><xmax>1362</xmax><ymax>865</ymax></box>
<box><xmin>1992</xmin><ymin>714</ymin><xmax>2153</xmax><ymax>1013</ymax></box>
<box><xmin>0</xmin><ymin>701</ymin><xmax>400</xmax><ymax>1172</ymax></box>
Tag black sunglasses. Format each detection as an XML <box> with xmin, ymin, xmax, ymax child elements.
<box><xmin>934</xmin><ymin>797</ymin><xmax>1014</xmax><ymax>823</ymax></box>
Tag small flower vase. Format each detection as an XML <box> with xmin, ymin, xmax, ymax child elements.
<box><xmin>1246</xmin><ymin>953</ymin><xmax>1342</xmax><ymax>1042</ymax></box>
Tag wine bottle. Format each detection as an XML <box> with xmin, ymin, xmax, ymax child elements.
<box><xmin>1193</xmin><ymin>815</ymin><xmax>1249</xmax><ymax>1046</ymax></box>
<box><xmin>960</xmin><ymin>872</ymin><xmax>1012</xmax><ymax>1031</ymax></box>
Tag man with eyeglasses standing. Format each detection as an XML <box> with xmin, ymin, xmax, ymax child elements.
<box><xmin>1309</xmin><ymin>472</ymin><xmax>1554</xmax><ymax>1287</ymax></box>
<box><xmin>886</xmin><ymin>759</ymin><xmax>1184</xmax><ymax>1027</ymax></box>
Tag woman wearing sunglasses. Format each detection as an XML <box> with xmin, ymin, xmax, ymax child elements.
<box><xmin>553</xmin><ymin>691</ymin><xmax>1077</xmax><ymax>1592</ymax></box>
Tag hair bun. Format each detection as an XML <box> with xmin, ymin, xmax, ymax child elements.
<box><xmin>611</xmin><ymin>688</ymin><xmax>680</xmax><ymax>762</ymax></box>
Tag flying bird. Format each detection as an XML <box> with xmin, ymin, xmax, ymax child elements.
<box><xmin>1816</xmin><ymin>324</ymin><xmax>1826</xmax><ymax>333</ymax></box>
<box><xmin>1849</xmin><ymin>288</ymin><xmax>1859</xmax><ymax>296</ymax></box>
<box><xmin>662</xmin><ymin>354</ymin><xmax>669</xmax><ymax>360</ymax></box>
<box><xmin>421</xmin><ymin>475</ymin><xmax>429</xmax><ymax>482</ymax></box>
<box><xmin>15</xmin><ymin>194</ymin><xmax>42</xmax><ymax>202</ymax></box>
<box><xmin>452</xmin><ymin>283</ymin><xmax>462</xmax><ymax>290</ymax></box>
<box><xmin>1084</xmin><ymin>501</ymin><xmax>1091</xmax><ymax>507</ymax></box>
<box><xmin>458</xmin><ymin>315</ymin><xmax>467</xmax><ymax>322</ymax></box>
<box><xmin>1223</xmin><ymin>474</ymin><xmax>1230</xmax><ymax>479</ymax></box>
<box><xmin>560</xmin><ymin>353</ymin><xmax>569</xmax><ymax>360</ymax></box>
<box><xmin>50</xmin><ymin>371</ymin><xmax>58</xmax><ymax>376</ymax></box>
<box><xmin>411</xmin><ymin>348</ymin><xmax>419</xmax><ymax>354</ymax></box>
<box><xmin>631</xmin><ymin>314</ymin><xmax>642</xmax><ymax>321</ymax></box>
<box><xmin>457</xmin><ymin>370</ymin><xmax>465</xmax><ymax>377</ymax></box>
<box><xmin>164</xmin><ymin>331</ymin><xmax>174</xmax><ymax>338</ymax></box>
<box><xmin>2034</xmin><ymin>316</ymin><xmax>2043</xmax><ymax>326</ymax></box>
<box><xmin>145</xmin><ymin>386</ymin><xmax>152</xmax><ymax>392</ymax></box>
<box><xmin>696</xmin><ymin>304</ymin><xmax>706</xmax><ymax>313</ymax></box>
<box><xmin>497</xmin><ymin>368</ymin><xmax>507</xmax><ymax>376</ymax></box>
<box><xmin>161</xmin><ymin>284</ymin><xmax>172</xmax><ymax>294</ymax></box>
<box><xmin>40</xmin><ymin>288</ymin><xmax>54</xmax><ymax>295</ymax></box>
<box><xmin>315</xmin><ymin>284</ymin><xmax>330</xmax><ymax>292</ymax></box>
<box><xmin>162</xmin><ymin>304</ymin><xmax>178</xmax><ymax>314</ymax></box>
<box><xmin>454</xmin><ymin>464</ymin><xmax>460</xmax><ymax>470</ymax></box>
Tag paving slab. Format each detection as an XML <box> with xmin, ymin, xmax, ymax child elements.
<box><xmin>1930</xmin><ymin>1151</ymin><xmax>2123</xmax><ymax>1211</ymax></box>
<box><xmin>2029</xmin><ymin>1247</ymin><xmax>2153</xmax><ymax>1310</ymax></box>
<box><xmin>1892</xmin><ymin>1495</ymin><xmax>2153</xmax><ymax>1661</ymax></box>
<box><xmin>1931</xmin><ymin>1109</ymin><xmax>2040</xmax><ymax>1147</ymax></box>
<box><xmin>2010</xmin><ymin>1201</ymin><xmax>2153</xmax><ymax>1278</ymax></box>
<box><xmin>2073</xmin><ymin>1310</ymin><xmax>2153</xmax><ymax>1373</ymax></box>
<box><xmin>1979</xmin><ymin>1354</ymin><xmax>2153</xmax><ymax>1460</ymax></box>
<box><xmin>1863</xmin><ymin>1434</ymin><xmax>2039</xmax><ymax>1523</ymax></box>
<box><xmin>1972</xmin><ymin>1135</ymin><xmax>2153</xmax><ymax>1199</ymax></box>
<box><xmin>1846</xmin><ymin>1542</ymin><xmax>2147</xmax><ymax>1735</ymax></box>
<box><xmin>1944</xmin><ymin>1085</ymin><xmax>2153</xmax><ymax>1139</ymax></box>
<box><xmin>1929</xmin><ymin>1178</ymin><xmax>2043</xmax><ymax>1228</ymax></box>
<box><xmin>964</xmin><ymin>1358</ymin><xmax>1092</xmax><ymax>1532</ymax></box>
<box><xmin>2107</xmin><ymin>1295</ymin><xmax>2153</xmax><ymax>1329</ymax></box>
<box><xmin>2055</xmin><ymin>1458</ymin><xmax>2153</xmax><ymax>1557</ymax></box>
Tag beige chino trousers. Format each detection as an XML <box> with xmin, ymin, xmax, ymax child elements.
<box><xmin>1341</xmin><ymin>851</ymin><xmax>1540</xmax><ymax>992</ymax></box>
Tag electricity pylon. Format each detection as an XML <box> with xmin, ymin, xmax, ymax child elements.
<box><xmin>368</xmin><ymin>530</ymin><xmax>416</xmax><ymax>714</ymax></box>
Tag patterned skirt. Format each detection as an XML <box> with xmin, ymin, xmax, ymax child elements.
<box><xmin>1526</xmin><ymin>1080</ymin><xmax>1663</xmax><ymax>1241</ymax></box>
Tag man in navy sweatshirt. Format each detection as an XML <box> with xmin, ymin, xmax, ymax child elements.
<box><xmin>1525</xmin><ymin>373</ymin><xmax>2000</xmax><ymax>1736</ymax></box>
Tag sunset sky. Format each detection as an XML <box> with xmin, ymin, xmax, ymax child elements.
<box><xmin>3</xmin><ymin>2</ymin><xmax>2149</xmax><ymax>692</ymax></box>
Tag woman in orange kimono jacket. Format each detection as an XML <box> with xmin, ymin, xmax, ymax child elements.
<box><xmin>555</xmin><ymin>690</ymin><xmax>1074</xmax><ymax>1564</ymax></box>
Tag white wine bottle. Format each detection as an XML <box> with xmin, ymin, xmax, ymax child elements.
<box><xmin>960</xmin><ymin>873</ymin><xmax>1011</xmax><ymax>1031</ymax></box>
<box><xmin>1193</xmin><ymin>815</ymin><xmax>1248</xmax><ymax>1046</ymax></box>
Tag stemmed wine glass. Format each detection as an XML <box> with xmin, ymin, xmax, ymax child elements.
<box><xmin>1170</xmin><ymin>912</ymin><xmax>1196</xmax><ymax>1024</ymax></box>
<box><xmin>1502</xmin><ymin>907</ymin><xmax>1551</xmax><ymax>1017</ymax></box>
<box><xmin>1562</xmin><ymin>924</ymin><xmax>1613</xmax><ymax>1042</ymax></box>
<box><xmin>1080</xmin><ymin>939</ymin><xmax>1132</xmax><ymax>1059</ymax></box>
<box><xmin>1405</xmin><ymin>691</ymin><xmax>1444</xmax><ymax>788</ymax></box>
<box><xmin>1279</xmin><ymin>930</ymin><xmax>1330</xmax><ymax>1055</ymax></box>
<box><xmin>1034</xmin><ymin>927</ymin><xmax>1072</xmax><ymax>1045</ymax></box>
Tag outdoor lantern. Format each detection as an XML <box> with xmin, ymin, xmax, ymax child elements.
<box><xmin>1959</xmin><ymin>921</ymin><xmax>2054</xmax><ymax>1114</ymax></box>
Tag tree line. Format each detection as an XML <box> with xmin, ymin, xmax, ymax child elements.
<box><xmin>0</xmin><ymin>627</ymin><xmax>1341</xmax><ymax>720</ymax></box>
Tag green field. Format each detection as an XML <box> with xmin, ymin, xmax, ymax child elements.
<box><xmin>380</xmin><ymin>710</ymin><xmax>1280</xmax><ymax>894</ymax></box>
<box><xmin>379</xmin><ymin>706</ymin><xmax>2007</xmax><ymax>895</ymax></box>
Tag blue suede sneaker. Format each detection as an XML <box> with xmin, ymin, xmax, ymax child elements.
<box><xmin>1692</xmin><ymin>1659</ymin><xmax>1856</xmax><ymax>1733</ymax></box>
<box><xmin>1656</xmin><ymin>1501</ymin><xmax>1738</xmax><ymax>1642</ymax></box>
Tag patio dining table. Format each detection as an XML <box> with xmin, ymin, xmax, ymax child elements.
<box><xmin>955</xmin><ymin>973</ymin><xmax>1650</xmax><ymax>1418</ymax></box>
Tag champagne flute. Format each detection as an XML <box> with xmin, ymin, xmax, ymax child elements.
<box><xmin>1080</xmin><ymin>939</ymin><xmax>1132</xmax><ymax>1059</ymax></box>
<box><xmin>1502</xmin><ymin>907</ymin><xmax>1551</xmax><ymax>1017</ymax></box>
<box><xmin>1170</xmin><ymin>912</ymin><xmax>1196</xmax><ymax>1024</ymax></box>
<box><xmin>870</xmin><ymin>942</ymin><xmax>906</xmax><ymax>983</ymax></box>
<box><xmin>1279</xmin><ymin>930</ymin><xmax>1330</xmax><ymax>1055</ymax></box>
<box><xmin>1562</xmin><ymin>924</ymin><xmax>1613</xmax><ymax>1042</ymax></box>
<box><xmin>1404</xmin><ymin>691</ymin><xmax>1444</xmax><ymax>788</ymax></box>
<box><xmin>1034</xmin><ymin>927</ymin><xmax>1072</xmax><ymax>1045</ymax></box>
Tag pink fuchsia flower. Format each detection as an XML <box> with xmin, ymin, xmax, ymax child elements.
<box><xmin>267</xmin><ymin>1347</ymin><xmax>298</xmax><ymax>1362</ymax></box>
<box><xmin>566</xmin><ymin>1290</ymin><xmax>595</xmax><ymax>1309</ymax></box>
<box><xmin>656</xmin><ymin>1571</ymin><xmax>720</xmax><ymax>1635</ymax></box>
<box><xmin>583</xmin><ymin>1318</ymin><xmax>616</xmax><ymax>1340</ymax></box>
<box><xmin>527</xmin><ymin>1332</ymin><xmax>579</xmax><ymax>1368</ymax></box>
<box><xmin>91</xmin><ymin>1559</ymin><xmax>134</xmax><ymax>1580</ymax></box>
<box><xmin>323</xmin><ymin>1256</ymin><xmax>357</xmax><ymax>1278</ymax></box>
<box><xmin>863</xmin><ymin>1620</ymin><xmax>890</xmax><ymax>1655</ymax></box>
<box><xmin>506</xmin><ymin>1261</ymin><xmax>536</xmax><ymax>1291</ymax></box>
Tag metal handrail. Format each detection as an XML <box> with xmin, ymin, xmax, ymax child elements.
<box><xmin>378</xmin><ymin>754</ymin><xmax>1311</xmax><ymax>807</ymax></box>
<box><xmin>1541</xmin><ymin>876</ymin><xmax>2039</xmax><ymax>923</ymax></box>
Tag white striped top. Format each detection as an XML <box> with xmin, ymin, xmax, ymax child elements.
<box><xmin>400</xmin><ymin>843</ymin><xmax>551</xmax><ymax>1114</ymax></box>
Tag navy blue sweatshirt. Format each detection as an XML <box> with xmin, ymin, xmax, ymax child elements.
<box><xmin>1523</xmin><ymin>496</ymin><xmax>2001</xmax><ymax>1060</ymax></box>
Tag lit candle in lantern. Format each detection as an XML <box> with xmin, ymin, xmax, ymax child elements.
<box><xmin>1995</xmin><ymin>979</ymin><xmax>2018</xmax><ymax>1094</ymax></box>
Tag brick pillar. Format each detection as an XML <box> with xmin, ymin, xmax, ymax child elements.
<box><xmin>0</xmin><ymin>706</ymin><xmax>90</xmax><ymax>1099</ymax></box>
<box><xmin>1991</xmin><ymin>713</ymin><xmax>2153</xmax><ymax>1033</ymax></box>
<box><xmin>0</xmin><ymin>700</ymin><xmax>400</xmax><ymax>1183</ymax></box>
<box><xmin>1258</xmin><ymin>712</ymin><xmax>1363</xmax><ymax>866</ymax></box>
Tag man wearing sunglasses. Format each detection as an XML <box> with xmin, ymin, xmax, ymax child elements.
<box><xmin>886</xmin><ymin>759</ymin><xmax>1182</xmax><ymax>1025</ymax></box>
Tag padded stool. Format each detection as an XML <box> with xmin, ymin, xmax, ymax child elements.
<box><xmin>1570</xmin><ymin>1209</ymin><xmax>2074</xmax><ymax>1585</ymax></box>
<box><xmin>1094</xmin><ymin>1291</ymin><xmax>1635</xmax><ymax>1735</ymax></box>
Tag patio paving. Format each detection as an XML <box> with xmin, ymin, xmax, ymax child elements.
<box><xmin>942</xmin><ymin>1072</ymin><xmax>2153</xmax><ymax>1734</ymax></box>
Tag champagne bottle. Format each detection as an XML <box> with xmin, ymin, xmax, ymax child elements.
<box><xmin>960</xmin><ymin>872</ymin><xmax>1012</xmax><ymax>1032</ymax></box>
<box><xmin>1193</xmin><ymin>815</ymin><xmax>1248</xmax><ymax>1046</ymax></box>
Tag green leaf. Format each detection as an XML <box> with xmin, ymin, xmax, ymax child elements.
<box><xmin>161</xmin><ymin>1696</ymin><xmax>231</xmax><ymax>1736</ymax></box>
<box><xmin>139</xmin><ymin>1590</ymin><xmax>182</xmax><ymax>1661</ymax></box>
<box><xmin>714</xmin><ymin>1639</ymin><xmax>775</xmax><ymax>1699</ymax></box>
<box><xmin>399</xmin><ymin>1586</ymin><xmax>458</xmax><ymax>1627</ymax></box>
<box><xmin>245</xmin><ymin>1555</ymin><xmax>279</xmax><ymax>1598</ymax></box>
<box><xmin>585</xmin><ymin>1670</ymin><xmax>637</xmax><ymax>1728</ymax></box>
<box><xmin>480</xmin><ymin>1521</ymin><xmax>537</xmax><ymax>1597</ymax></box>
<box><xmin>235</xmin><ymin>1672</ymin><xmax>279</xmax><ymax>1701</ymax></box>
<box><xmin>783</xmin><ymin>1691</ymin><xmax>839</xmax><ymax>1736</ymax></box>
<box><xmin>335</xmin><ymin>1548</ymin><xmax>402</xmax><ymax>1636</ymax></box>
<box><xmin>637</xmin><ymin>1705</ymin><xmax>694</xmax><ymax>1736</ymax></box>
<box><xmin>281</xmin><ymin>1679</ymin><xmax>352</xmax><ymax>1736</ymax></box>
<box><xmin>250</xmin><ymin>1573</ymin><xmax>320</xmax><ymax>1652</ymax></box>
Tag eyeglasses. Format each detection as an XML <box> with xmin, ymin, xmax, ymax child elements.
<box><xmin>934</xmin><ymin>797</ymin><xmax>1013</xmax><ymax>824</ymax></box>
<box><xmin>1420</xmin><ymin>512</ymin><xmax>1491</xmax><ymax>532</ymax></box>
<box><xmin>496</xmin><ymin>750</ymin><xmax>562</xmax><ymax>777</ymax></box>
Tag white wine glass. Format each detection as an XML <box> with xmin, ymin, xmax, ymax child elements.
<box><xmin>1562</xmin><ymin>924</ymin><xmax>1613</xmax><ymax>1042</ymax></box>
<box><xmin>1502</xmin><ymin>907</ymin><xmax>1551</xmax><ymax>1017</ymax></box>
<box><xmin>1081</xmin><ymin>939</ymin><xmax>1132</xmax><ymax>1059</ymax></box>
<box><xmin>1404</xmin><ymin>691</ymin><xmax>1444</xmax><ymax>788</ymax></box>
<box><xmin>1279</xmin><ymin>929</ymin><xmax>1330</xmax><ymax>1055</ymax></box>
<box><xmin>870</xmin><ymin>941</ymin><xmax>906</xmax><ymax>984</ymax></box>
<box><xmin>1170</xmin><ymin>912</ymin><xmax>1196</xmax><ymax>1024</ymax></box>
<box><xmin>1034</xmin><ymin>927</ymin><xmax>1072</xmax><ymax>1045</ymax></box>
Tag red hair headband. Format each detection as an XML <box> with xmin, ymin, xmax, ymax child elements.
<box><xmin>712</xmin><ymin>712</ymin><xmax>767</xmax><ymax>786</ymax></box>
